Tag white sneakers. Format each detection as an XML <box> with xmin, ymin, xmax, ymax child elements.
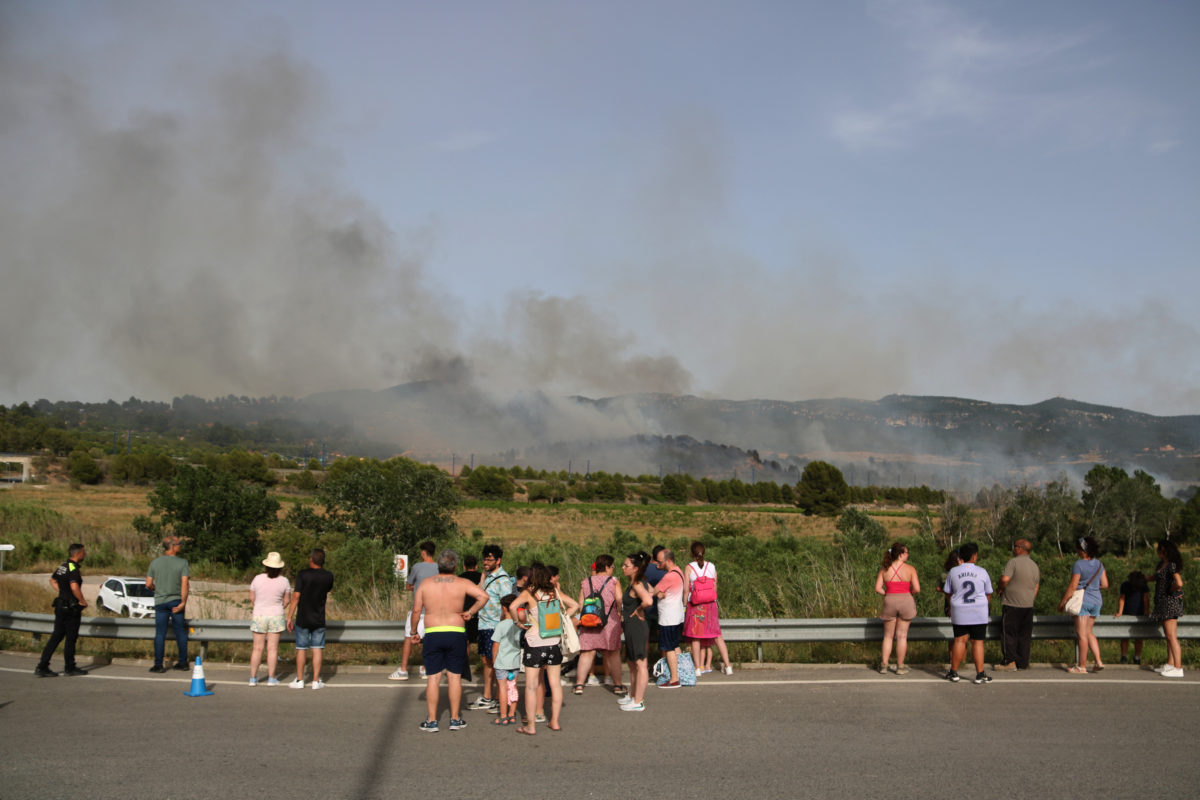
<box><xmin>312</xmin><ymin>680</ymin><xmax>326</xmax><ymax>690</ymax></box>
<box><xmin>289</xmin><ymin>678</ymin><xmax>305</xmax><ymax>689</ymax></box>
<box><xmin>1161</xmin><ymin>666</ymin><xmax>1185</xmax><ymax>678</ymax></box>
<box><xmin>585</xmin><ymin>674</ymin><xmax>601</xmax><ymax>686</ymax></box>
<box><xmin>388</xmin><ymin>668</ymin><xmax>408</xmax><ymax>680</ymax></box>
<box><xmin>723</xmin><ymin>665</ymin><xmax>734</xmax><ymax>675</ymax></box>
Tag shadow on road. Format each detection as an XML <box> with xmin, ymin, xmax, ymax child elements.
<box><xmin>350</xmin><ymin>681</ymin><xmax>420</xmax><ymax>799</ymax></box>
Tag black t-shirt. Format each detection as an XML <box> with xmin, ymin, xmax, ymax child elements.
<box><xmin>53</xmin><ymin>559</ymin><xmax>83</xmax><ymax>607</ymax></box>
<box><xmin>1120</xmin><ymin>580</ymin><xmax>1146</xmax><ymax>616</ymax></box>
<box><xmin>460</xmin><ymin>569</ymin><xmax>482</xmax><ymax>611</ymax></box>
<box><xmin>293</xmin><ymin>568</ymin><xmax>334</xmax><ymax>629</ymax></box>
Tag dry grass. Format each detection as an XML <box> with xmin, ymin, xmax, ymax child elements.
<box><xmin>454</xmin><ymin>503</ymin><xmax>920</xmax><ymax>544</ymax></box>
<box><xmin>2</xmin><ymin>483</ymin><xmax>151</xmax><ymax>531</ymax></box>
<box><xmin>0</xmin><ymin>574</ymin><xmax>56</xmax><ymax>612</ymax></box>
<box><xmin>4</xmin><ymin>483</ymin><xmax>921</xmax><ymax>548</ymax></box>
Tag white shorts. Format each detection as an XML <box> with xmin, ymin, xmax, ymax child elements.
<box><xmin>404</xmin><ymin>611</ymin><xmax>426</xmax><ymax>639</ymax></box>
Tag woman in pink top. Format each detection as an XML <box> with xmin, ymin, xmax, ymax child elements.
<box><xmin>248</xmin><ymin>552</ymin><xmax>291</xmax><ymax>686</ymax></box>
<box><xmin>683</xmin><ymin>541</ymin><xmax>733</xmax><ymax>676</ymax></box>
<box><xmin>874</xmin><ymin>543</ymin><xmax>920</xmax><ymax>675</ymax></box>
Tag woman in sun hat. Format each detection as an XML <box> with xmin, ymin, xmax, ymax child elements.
<box><xmin>249</xmin><ymin>551</ymin><xmax>291</xmax><ymax>686</ymax></box>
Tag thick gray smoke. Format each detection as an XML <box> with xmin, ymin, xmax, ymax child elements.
<box><xmin>0</xmin><ymin>6</ymin><xmax>689</xmax><ymax>412</ymax></box>
<box><xmin>1</xmin><ymin>5</ymin><xmax>1194</xmax><ymax>483</ymax></box>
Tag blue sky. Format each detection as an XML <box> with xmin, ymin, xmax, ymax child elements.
<box><xmin>2</xmin><ymin>1</ymin><xmax>1197</xmax><ymax>414</ymax></box>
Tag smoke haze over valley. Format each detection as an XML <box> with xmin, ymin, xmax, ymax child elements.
<box><xmin>2</xmin><ymin>2</ymin><xmax>1198</xmax><ymax>439</ymax></box>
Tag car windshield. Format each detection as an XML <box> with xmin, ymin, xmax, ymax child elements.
<box><xmin>126</xmin><ymin>584</ymin><xmax>155</xmax><ymax>598</ymax></box>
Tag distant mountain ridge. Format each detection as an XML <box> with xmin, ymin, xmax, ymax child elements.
<box><xmin>299</xmin><ymin>384</ymin><xmax>1199</xmax><ymax>490</ymax></box>
<box><xmin>23</xmin><ymin>385</ymin><xmax>1196</xmax><ymax>490</ymax></box>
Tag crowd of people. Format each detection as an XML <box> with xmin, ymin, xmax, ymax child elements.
<box><xmin>31</xmin><ymin>531</ymin><xmax>1187</xmax><ymax>730</ymax></box>
<box><xmin>389</xmin><ymin>540</ymin><xmax>737</xmax><ymax>732</ymax></box>
<box><xmin>874</xmin><ymin>536</ymin><xmax>1188</xmax><ymax>684</ymax></box>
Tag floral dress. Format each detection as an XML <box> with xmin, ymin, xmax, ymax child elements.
<box><xmin>577</xmin><ymin>576</ymin><xmax>622</xmax><ymax>651</ymax></box>
<box><xmin>683</xmin><ymin>561</ymin><xmax>722</xmax><ymax>640</ymax></box>
<box><xmin>1150</xmin><ymin>562</ymin><xmax>1184</xmax><ymax>621</ymax></box>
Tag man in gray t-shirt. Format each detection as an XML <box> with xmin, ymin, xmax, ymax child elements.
<box><xmin>389</xmin><ymin>541</ymin><xmax>438</xmax><ymax>680</ymax></box>
<box><xmin>145</xmin><ymin>536</ymin><xmax>190</xmax><ymax>672</ymax></box>
<box><xmin>996</xmin><ymin>539</ymin><xmax>1040</xmax><ymax>671</ymax></box>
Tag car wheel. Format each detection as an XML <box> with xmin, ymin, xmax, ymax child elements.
<box><xmin>96</xmin><ymin>597</ymin><xmax>105</xmax><ymax>612</ymax></box>
<box><xmin>121</xmin><ymin>604</ymin><xmax>131</xmax><ymax>617</ymax></box>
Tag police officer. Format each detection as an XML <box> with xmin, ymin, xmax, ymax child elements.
<box><xmin>35</xmin><ymin>543</ymin><xmax>89</xmax><ymax>677</ymax></box>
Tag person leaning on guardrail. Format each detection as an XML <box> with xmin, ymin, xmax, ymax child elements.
<box><xmin>35</xmin><ymin>543</ymin><xmax>89</xmax><ymax>678</ymax></box>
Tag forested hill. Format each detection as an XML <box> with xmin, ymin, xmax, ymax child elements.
<box><xmin>577</xmin><ymin>393</ymin><xmax>1200</xmax><ymax>461</ymax></box>
<box><xmin>4</xmin><ymin>389</ymin><xmax>1198</xmax><ymax>489</ymax></box>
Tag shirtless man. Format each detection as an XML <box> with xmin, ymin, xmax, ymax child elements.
<box><xmin>410</xmin><ymin>550</ymin><xmax>489</xmax><ymax>732</ymax></box>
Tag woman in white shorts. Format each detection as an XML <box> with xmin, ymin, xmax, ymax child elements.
<box><xmin>249</xmin><ymin>552</ymin><xmax>291</xmax><ymax>686</ymax></box>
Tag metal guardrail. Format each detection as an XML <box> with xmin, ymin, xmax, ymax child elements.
<box><xmin>4</xmin><ymin>611</ymin><xmax>1197</xmax><ymax>662</ymax></box>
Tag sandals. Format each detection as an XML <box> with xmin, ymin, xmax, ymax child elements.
<box><xmin>612</xmin><ymin>684</ymin><xmax>628</xmax><ymax>695</ymax></box>
<box><xmin>516</xmin><ymin>726</ymin><xmax>536</xmax><ymax>736</ymax></box>
<box><xmin>493</xmin><ymin>715</ymin><xmax>515</xmax><ymax>726</ymax></box>
<box><xmin>573</xmin><ymin>684</ymin><xmax>584</xmax><ymax>695</ymax></box>
<box><xmin>1067</xmin><ymin>665</ymin><xmax>1088</xmax><ymax>674</ymax></box>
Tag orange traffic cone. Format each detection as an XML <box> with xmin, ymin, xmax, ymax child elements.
<box><xmin>183</xmin><ymin>655</ymin><xmax>214</xmax><ymax>697</ymax></box>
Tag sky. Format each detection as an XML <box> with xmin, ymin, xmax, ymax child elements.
<box><xmin>2</xmin><ymin>0</ymin><xmax>1198</xmax><ymax>416</ymax></box>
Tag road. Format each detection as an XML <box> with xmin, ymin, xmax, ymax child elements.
<box><xmin>2</xmin><ymin>652</ymin><xmax>1197</xmax><ymax>799</ymax></box>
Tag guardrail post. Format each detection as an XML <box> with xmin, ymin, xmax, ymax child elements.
<box><xmin>200</xmin><ymin>640</ymin><xmax>208</xmax><ymax>663</ymax></box>
<box><xmin>756</xmin><ymin>641</ymin><xmax>763</xmax><ymax>663</ymax></box>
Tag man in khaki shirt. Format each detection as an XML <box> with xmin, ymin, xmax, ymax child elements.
<box><xmin>995</xmin><ymin>539</ymin><xmax>1040</xmax><ymax>670</ymax></box>
<box><xmin>410</xmin><ymin>550</ymin><xmax>489</xmax><ymax>732</ymax></box>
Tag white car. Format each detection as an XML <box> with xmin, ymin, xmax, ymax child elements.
<box><xmin>97</xmin><ymin>577</ymin><xmax>156</xmax><ymax>618</ymax></box>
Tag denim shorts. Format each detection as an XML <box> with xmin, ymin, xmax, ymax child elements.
<box><xmin>1080</xmin><ymin>601</ymin><xmax>1102</xmax><ymax>617</ymax></box>
<box><xmin>294</xmin><ymin>626</ymin><xmax>326</xmax><ymax>650</ymax></box>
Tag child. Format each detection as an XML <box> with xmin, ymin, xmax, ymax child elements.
<box><xmin>490</xmin><ymin>594</ymin><xmax>522</xmax><ymax>725</ymax></box>
<box><xmin>1116</xmin><ymin>571</ymin><xmax>1148</xmax><ymax>664</ymax></box>
<box><xmin>943</xmin><ymin>542</ymin><xmax>993</xmax><ymax>684</ymax></box>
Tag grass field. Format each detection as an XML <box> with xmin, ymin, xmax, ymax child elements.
<box><xmin>1</xmin><ymin>483</ymin><xmax>923</xmax><ymax>551</ymax></box>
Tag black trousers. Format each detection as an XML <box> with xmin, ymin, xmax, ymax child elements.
<box><xmin>1000</xmin><ymin>605</ymin><xmax>1034</xmax><ymax>668</ymax></box>
<box><xmin>39</xmin><ymin>606</ymin><xmax>82</xmax><ymax>670</ymax></box>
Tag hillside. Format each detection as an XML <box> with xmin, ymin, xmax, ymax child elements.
<box><xmin>13</xmin><ymin>387</ymin><xmax>1199</xmax><ymax>491</ymax></box>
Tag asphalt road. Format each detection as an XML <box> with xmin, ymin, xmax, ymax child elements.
<box><xmin>2</xmin><ymin>652</ymin><xmax>1197</xmax><ymax>800</ymax></box>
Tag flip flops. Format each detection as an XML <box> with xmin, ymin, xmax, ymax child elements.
<box><xmin>516</xmin><ymin>726</ymin><xmax>536</xmax><ymax>736</ymax></box>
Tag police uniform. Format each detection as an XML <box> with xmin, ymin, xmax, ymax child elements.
<box><xmin>37</xmin><ymin>559</ymin><xmax>85</xmax><ymax>675</ymax></box>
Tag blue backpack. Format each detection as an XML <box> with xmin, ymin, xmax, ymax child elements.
<box><xmin>653</xmin><ymin>651</ymin><xmax>697</xmax><ymax>686</ymax></box>
<box><xmin>536</xmin><ymin>595</ymin><xmax>563</xmax><ymax>638</ymax></box>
